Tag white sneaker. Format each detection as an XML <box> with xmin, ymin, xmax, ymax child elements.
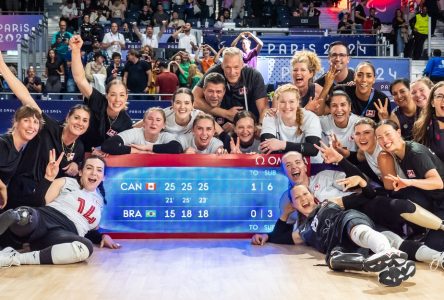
<box><xmin>430</xmin><ymin>252</ymin><xmax>444</xmax><ymax>270</ymax></box>
<box><xmin>0</xmin><ymin>247</ymin><xmax>21</xmax><ymax>267</ymax></box>
<box><xmin>363</xmin><ymin>248</ymin><xmax>408</xmax><ymax>272</ymax></box>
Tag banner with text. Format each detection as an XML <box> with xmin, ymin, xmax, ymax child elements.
<box><xmin>0</xmin><ymin>15</ymin><xmax>43</xmax><ymax>50</ymax></box>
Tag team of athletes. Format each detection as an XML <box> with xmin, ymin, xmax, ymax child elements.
<box><xmin>1</xmin><ymin>37</ymin><xmax>444</xmax><ymax>287</ymax></box>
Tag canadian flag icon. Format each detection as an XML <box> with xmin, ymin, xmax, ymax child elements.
<box><xmin>145</xmin><ymin>182</ymin><xmax>156</xmax><ymax>190</ymax></box>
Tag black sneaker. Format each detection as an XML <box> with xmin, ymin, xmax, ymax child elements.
<box><xmin>363</xmin><ymin>248</ymin><xmax>408</xmax><ymax>272</ymax></box>
<box><xmin>378</xmin><ymin>260</ymin><xmax>416</xmax><ymax>287</ymax></box>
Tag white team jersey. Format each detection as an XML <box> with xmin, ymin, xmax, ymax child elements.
<box><xmin>163</xmin><ymin>107</ymin><xmax>203</xmax><ymax>136</ymax></box>
<box><xmin>118</xmin><ymin>128</ymin><xmax>176</xmax><ymax>146</ymax></box>
<box><xmin>178</xmin><ymin>133</ymin><xmax>223</xmax><ymax>154</ymax></box>
<box><xmin>261</xmin><ymin>109</ymin><xmax>323</xmax><ymax>163</ymax></box>
<box><xmin>47</xmin><ymin>178</ymin><xmax>104</xmax><ymax>236</ymax></box>
<box><xmin>364</xmin><ymin>144</ymin><xmax>406</xmax><ymax>179</ymax></box>
<box><xmin>279</xmin><ymin>170</ymin><xmax>352</xmax><ymax>225</ymax></box>
<box><xmin>320</xmin><ymin>113</ymin><xmax>360</xmax><ymax>152</ymax></box>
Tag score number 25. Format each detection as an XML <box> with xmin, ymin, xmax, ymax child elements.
<box><xmin>164</xmin><ymin>182</ymin><xmax>209</xmax><ymax>191</ymax></box>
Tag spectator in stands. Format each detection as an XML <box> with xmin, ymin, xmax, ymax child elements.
<box><xmin>153</xmin><ymin>3</ymin><xmax>170</xmax><ymax>26</ymax></box>
<box><xmin>337</xmin><ymin>11</ymin><xmax>354</xmax><ymax>34</ymax></box>
<box><xmin>156</xmin><ymin>60</ymin><xmax>179</xmax><ymax>101</ymax></box>
<box><xmin>81</xmin><ymin>0</ymin><xmax>96</xmax><ymax>18</ymax></box>
<box><xmin>137</xmin><ymin>4</ymin><xmax>154</xmax><ymax>26</ymax></box>
<box><xmin>409</xmin><ymin>6</ymin><xmax>429</xmax><ymax>60</ymax></box>
<box><xmin>411</xmin><ymin>77</ymin><xmax>433</xmax><ymax>109</ymax></box>
<box><xmin>128</xmin><ymin>0</ymin><xmax>144</xmax><ymax>11</ymax></box>
<box><xmin>214</xmin><ymin>14</ymin><xmax>226</xmax><ymax>29</ymax></box>
<box><xmin>178</xmin><ymin>113</ymin><xmax>225</xmax><ymax>154</ymax></box>
<box><xmin>171</xmin><ymin>22</ymin><xmax>198</xmax><ymax>54</ymax></box>
<box><xmin>316</xmin><ymin>41</ymin><xmax>354</xmax><ymax>91</ymax></box>
<box><xmin>292</xmin><ymin>3</ymin><xmax>307</xmax><ymax>17</ymax></box>
<box><xmin>389</xmin><ymin>78</ymin><xmax>418</xmax><ymax>140</ymax></box>
<box><xmin>121</xmin><ymin>22</ymin><xmax>137</xmax><ymax>42</ymax></box>
<box><xmin>85</xmin><ymin>52</ymin><xmax>107</xmax><ymax>93</ymax></box>
<box><xmin>133</xmin><ymin>21</ymin><xmax>166</xmax><ymax>48</ymax></box>
<box><xmin>101</xmin><ymin>107</ymin><xmax>183</xmax><ymax>154</ymax></box>
<box><xmin>110</xmin><ymin>0</ymin><xmax>126</xmax><ymax>25</ymax></box>
<box><xmin>44</xmin><ymin>49</ymin><xmax>64</xmax><ymax>93</ymax></box>
<box><xmin>335</xmin><ymin>61</ymin><xmax>390</xmax><ymax>123</ymax></box>
<box><xmin>413</xmin><ymin>82</ymin><xmax>444</xmax><ymax>163</ymax></box>
<box><xmin>290</xmin><ymin>50</ymin><xmax>323</xmax><ymax>110</ymax></box>
<box><xmin>194</xmin><ymin>44</ymin><xmax>219</xmax><ymax>73</ymax></box>
<box><xmin>80</xmin><ymin>14</ymin><xmax>95</xmax><ymax>52</ymax></box>
<box><xmin>392</xmin><ymin>9</ymin><xmax>409</xmax><ymax>57</ymax></box>
<box><xmin>123</xmin><ymin>48</ymin><xmax>152</xmax><ymax>95</ymax></box>
<box><xmin>91</xmin><ymin>9</ymin><xmax>111</xmax><ymax>25</ymax></box>
<box><xmin>87</xmin><ymin>38</ymin><xmax>108</xmax><ymax>64</ymax></box>
<box><xmin>51</xmin><ymin>19</ymin><xmax>73</xmax><ymax>58</ymax></box>
<box><xmin>64</xmin><ymin>49</ymin><xmax>78</xmax><ymax>93</ymax></box>
<box><xmin>368</xmin><ymin>7</ymin><xmax>381</xmax><ymax>34</ymax></box>
<box><xmin>101</xmin><ymin>22</ymin><xmax>125</xmax><ymax>59</ymax></box>
<box><xmin>23</xmin><ymin>66</ymin><xmax>43</xmax><ymax>94</ymax></box>
<box><xmin>96</xmin><ymin>0</ymin><xmax>111</xmax><ymax>19</ymax></box>
<box><xmin>231</xmin><ymin>31</ymin><xmax>263</xmax><ymax>69</ymax></box>
<box><xmin>106</xmin><ymin>52</ymin><xmax>125</xmax><ymax>84</ymax></box>
<box><xmin>307</xmin><ymin>2</ymin><xmax>320</xmax><ymax>18</ymax></box>
<box><xmin>230</xmin><ymin>0</ymin><xmax>245</xmax><ymax>20</ymax></box>
<box><xmin>424</xmin><ymin>0</ymin><xmax>444</xmax><ymax>37</ymax></box>
<box><xmin>169</xmin><ymin>54</ymin><xmax>183</xmax><ymax>78</ymax></box>
<box><xmin>60</xmin><ymin>0</ymin><xmax>79</xmax><ymax>32</ymax></box>
<box><xmin>260</xmin><ymin>83</ymin><xmax>322</xmax><ymax>162</ymax></box>
<box><xmin>187</xmin><ymin>64</ymin><xmax>203</xmax><ymax>89</ymax></box>
<box><xmin>70</xmin><ymin>35</ymin><xmax>133</xmax><ymax>153</ymax></box>
<box><xmin>424</xmin><ymin>49</ymin><xmax>444</xmax><ymax>83</ymax></box>
<box><xmin>169</xmin><ymin>11</ymin><xmax>186</xmax><ymax>29</ymax></box>
<box><xmin>193</xmin><ymin>47</ymin><xmax>269</xmax><ymax>123</ymax></box>
<box><xmin>354</xmin><ymin>0</ymin><xmax>368</xmax><ymax>32</ymax></box>
<box><xmin>174</xmin><ymin>50</ymin><xmax>193</xmax><ymax>87</ymax></box>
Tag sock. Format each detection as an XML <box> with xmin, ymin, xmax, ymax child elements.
<box><xmin>350</xmin><ymin>224</ymin><xmax>391</xmax><ymax>253</ymax></box>
<box><xmin>17</xmin><ymin>251</ymin><xmax>41</xmax><ymax>265</ymax></box>
<box><xmin>0</xmin><ymin>209</ymin><xmax>20</xmax><ymax>235</ymax></box>
<box><xmin>381</xmin><ymin>231</ymin><xmax>403</xmax><ymax>249</ymax></box>
<box><xmin>415</xmin><ymin>245</ymin><xmax>440</xmax><ymax>263</ymax></box>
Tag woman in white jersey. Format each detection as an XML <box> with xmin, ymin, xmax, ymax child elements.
<box><xmin>260</xmin><ymin>83</ymin><xmax>322</xmax><ymax>163</ymax></box>
<box><xmin>0</xmin><ymin>151</ymin><xmax>119</xmax><ymax>267</ymax></box>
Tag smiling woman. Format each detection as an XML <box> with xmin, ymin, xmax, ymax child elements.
<box><xmin>0</xmin><ymin>52</ymin><xmax>92</xmax><ymax>209</ymax></box>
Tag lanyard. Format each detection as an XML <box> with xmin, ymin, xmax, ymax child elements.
<box><xmin>360</xmin><ymin>88</ymin><xmax>375</xmax><ymax>117</ymax></box>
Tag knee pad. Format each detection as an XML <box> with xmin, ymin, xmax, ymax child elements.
<box><xmin>15</xmin><ymin>207</ymin><xmax>33</xmax><ymax>226</ymax></box>
<box><xmin>51</xmin><ymin>241</ymin><xmax>93</xmax><ymax>264</ymax></box>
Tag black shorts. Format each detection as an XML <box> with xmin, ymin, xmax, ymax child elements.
<box><xmin>28</xmin><ymin>206</ymin><xmax>78</xmax><ymax>242</ymax></box>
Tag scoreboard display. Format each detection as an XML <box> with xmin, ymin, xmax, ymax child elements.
<box><xmin>101</xmin><ymin>154</ymin><xmax>289</xmax><ymax>234</ymax></box>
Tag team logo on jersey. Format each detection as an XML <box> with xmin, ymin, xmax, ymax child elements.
<box><xmin>311</xmin><ymin>215</ymin><xmax>319</xmax><ymax>232</ymax></box>
<box><xmin>313</xmin><ymin>183</ymin><xmax>320</xmax><ymax>191</ymax></box>
<box><xmin>406</xmin><ymin>170</ymin><xmax>416</xmax><ymax>178</ymax></box>
<box><xmin>365</xmin><ymin>110</ymin><xmax>376</xmax><ymax>117</ymax></box>
<box><xmin>238</xmin><ymin>87</ymin><xmax>248</xmax><ymax>95</ymax></box>
<box><xmin>216</xmin><ymin>117</ymin><xmax>225</xmax><ymax>125</ymax></box>
<box><xmin>106</xmin><ymin>128</ymin><xmax>118</xmax><ymax>137</ymax></box>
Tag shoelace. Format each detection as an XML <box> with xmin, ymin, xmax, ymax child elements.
<box><xmin>430</xmin><ymin>252</ymin><xmax>444</xmax><ymax>270</ymax></box>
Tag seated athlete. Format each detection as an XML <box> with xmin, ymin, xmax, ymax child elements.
<box><xmin>0</xmin><ymin>150</ymin><xmax>120</xmax><ymax>267</ymax></box>
<box><xmin>252</xmin><ymin>181</ymin><xmax>444</xmax><ymax>286</ymax></box>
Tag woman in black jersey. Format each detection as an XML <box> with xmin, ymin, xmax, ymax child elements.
<box><xmin>44</xmin><ymin>49</ymin><xmax>64</xmax><ymax>93</ymax></box>
<box><xmin>389</xmin><ymin>78</ymin><xmax>419</xmax><ymax>140</ymax></box>
<box><xmin>413</xmin><ymin>81</ymin><xmax>444</xmax><ymax>162</ymax></box>
<box><xmin>376</xmin><ymin>119</ymin><xmax>444</xmax><ymax>251</ymax></box>
<box><xmin>0</xmin><ymin>52</ymin><xmax>91</xmax><ymax>209</ymax></box>
<box><xmin>70</xmin><ymin>35</ymin><xmax>133</xmax><ymax>153</ymax></box>
<box><xmin>0</xmin><ymin>106</ymin><xmax>43</xmax><ymax>208</ymax></box>
<box><xmin>335</xmin><ymin>61</ymin><xmax>390</xmax><ymax>123</ymax></box>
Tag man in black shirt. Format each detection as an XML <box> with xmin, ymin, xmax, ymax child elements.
<box><xmin>193</xmin><ymin>47</ymin><xmax>269</xmax><ymax>123</ymax></box>
<box><xmin>315</xmin><ymin>41</ymin><xmax>354</xmax><ymax>90</ymax></box>
<box><xmin>123</xmin><ymin>48</ymin><xmax>152</xmax><ymax>95</ymax></box>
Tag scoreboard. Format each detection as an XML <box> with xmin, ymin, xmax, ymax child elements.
<box><xmin>100</xmin><ymin>154</ymin><xmax>289</xmax><ymax>234</ymax></box>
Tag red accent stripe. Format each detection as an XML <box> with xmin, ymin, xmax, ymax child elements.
<box><xmin>102</xmin><ymin>154</ymin><xmax>284</xmax><ymax>167</ymax></box>
<box><xmin>104</xmin><ymin>232</ymin><xmax>255</xmax><ymax>239</ymax></box>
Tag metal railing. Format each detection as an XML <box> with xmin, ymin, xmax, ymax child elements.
<box><xmin>17</xmin><ymin>13</ymin><xmax>48</xmax><ymax>80</ymax></box>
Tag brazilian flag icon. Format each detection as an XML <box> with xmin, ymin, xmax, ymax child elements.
<box><xmin>145</xmin><ymin>210</ymin><xmax>157</xmax><ymax>218</ymax></box>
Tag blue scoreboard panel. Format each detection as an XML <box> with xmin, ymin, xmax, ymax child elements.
<box><xmin>101</xmin><ymin>154</ymin><xmax>288</xmax><ymax>234</ymax></box>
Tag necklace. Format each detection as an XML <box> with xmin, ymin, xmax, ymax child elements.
<box><xmin>61</xmin><ymin>136</ymin><xmax>76</xmax><ymax>162</ymax></box>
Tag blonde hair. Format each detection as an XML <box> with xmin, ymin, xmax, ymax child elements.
<box><xmin>273</xmin><ymin>83</ymin><xmax>304</xmax><ymax>135</ymax></box>
<box><xmin>290</xmin><ymin>50</ymin><xmax>321</xmax><ymax>76</ymax></box>
<box><xmin>222</xmin><ymin>47</ymin><xmax>243</xmax><ymax>61</ymax></box>
<box><xmin>187</xmin><ymin>64</ymin><xmax>202</xmax><ymax>87</ymax></box>
<box><xmin>143</xmin><ymin>106</ymin><xmax>166</xmax><ymax>123</ymax></box>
